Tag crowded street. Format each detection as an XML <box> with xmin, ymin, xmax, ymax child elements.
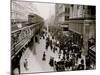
<box><xmin>19</xmin><ymin>32</ymin><xmax>87</xmax><ymax>74</ymax></box>
<box><xmin>20</xmin><ymin>33</ymin><xmax>55</xmax><ymax>73</ymax></box>
<box><xmin>11</xmin><ymin>1</ymin><xmax>96</xmax><ymax>75</ymax></box>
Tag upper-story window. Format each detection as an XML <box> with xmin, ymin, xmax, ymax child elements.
<box><xmin>77</xmin><ymin>5</ymin><xmax>79</xmax><ymax>10</ymax></box>
<box><xmin>65</xmin><ymin>16</ymin><xmax>69</xmax><ymax>20</ymax></box>
<box><xmin>90</xmin><ymin>6</ymin><xmax>96</xmax><ymax>16</ymax></box>
<box><xmin>71</xmin><ymin>5</ymin><xmax>74</xmax><ymax>11</ymax></box>
<box><xmin>87</xmin><ymin>6</ymin><xmax>96</xmax><ymax>17</ymax></box>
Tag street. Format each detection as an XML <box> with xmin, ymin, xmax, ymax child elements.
<box><xmin>11</xmin><ymin>1</ymin><xmax>96</xmax><ymax>74</ymax></box>
<box><xmin>20</xmin><ymin>35</ymin><xmax>59</xmax><ymax>74</ymax></box>
<box><xmin>20</xmin><ymin>33</ymin><xmax>86</xmax><ymax>74</ymax></box>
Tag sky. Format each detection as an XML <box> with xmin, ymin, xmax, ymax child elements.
<box><xmin>32</xmin><ymin>2</ymin><xmax>55</xmax><ymax>20</ymax></box>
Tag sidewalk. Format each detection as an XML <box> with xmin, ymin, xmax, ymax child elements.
<box><xmin>35</xmin><ymin>37</ymin><xmax>59</xmax><ymax>72</ymax></box>
<box><xmin>20</xmin><ymin>37</ymin><xmax>57</xmax><ymax>74</ymax></box>
<box><xmin>20</xmin><ymin>34</ymin><xmax>86</xmax><ymax>74</ymax></box>
<box><xmin>20</xmin><ymin>48</ymin><xmax>43</xmax><ymax>74</ymax></box>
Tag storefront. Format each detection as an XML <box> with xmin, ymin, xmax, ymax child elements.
<box><xmin>68</xmin><ymin>30</ymin><xmax>83</xmax><ymax>48</ymax></box>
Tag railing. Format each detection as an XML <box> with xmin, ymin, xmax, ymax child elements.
<box><xmin>11</xmin><ymin>22</ymin><xmax>43</xmax><ymax>59</ymax></box>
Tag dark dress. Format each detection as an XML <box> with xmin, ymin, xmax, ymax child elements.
<box><xmin>42</xmin><ymin>53</ymin><xmax>46</xmax><ymax>61</ymax></box>
<box><xmin>77</xmin><ymin>64</ymin><xmax>84</xmax><ymax>70</ymax></box>
<box><xmin>49</xmin><ymin>57</ymin><xmax>54</xmax><ymax>67</ymax></box>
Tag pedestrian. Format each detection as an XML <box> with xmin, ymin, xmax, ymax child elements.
<box><xmin>58</xmin><ymin>54</ymin><xmax>61</xmax><ymax>59</ymax></box>
<box><xmin>49</xmin><ymin>57</ymin><xmax>54</xmax><ymax>67</ymax></box>
<box><xmin>53</xmin><ymin>47</ymin><xmax>55</xmax><ymax>53</ymax></box>
<box><xmin>86</xmin><ymin>55</ymin><xmax>90</xmax><ymax>70</ymax></box>
<box><xmin>46</xmin><ymin>36</ymin><xmax>50</xmax><ymax>42</ymax></box>
<box><xmin>49</xmin><ymin>57</ymin><xmax>52</xmax><ymax>66</ymax></box>
<box><xmin>49</xmin><ymin>40</ymin><xmax>53</xmax><ymax>50</ymax></box>
<box><xmin>72</xmin><ymin>54</ymin><xmax>75</xmax><ymax>69</ymax></box>
<box><xmin>24</xmin><ymin>59</ymin><xmax>28</xmax><ymax>70</ymax></box>
<box><xmin>45</xmin><ymin>41</ymin><xmax>49</xmax><ymax>50</ymax></box>
<box><xmin>77</xmin><ymin>59</ymin><xmax>84</xmax><ymax>70</ymax></box>
<box><xmin>42</xmin><ymin>51</ymin><xmax>46</xmax><ymax>61</ymax></box>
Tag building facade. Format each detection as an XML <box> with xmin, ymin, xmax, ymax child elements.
<box><xmin>11</xmin><ymin>0</ymin><xmax>37</xmax><ymax>23</ymax></box>
<box><xmin>55</xmin><ymin>4</ymin><xmax>96</xmax><ymax>69</ymax></box>
<box><xmin>55</xmin><ymin>4</ymin><xmax>70</xmax><ymax>33</ymax></box>
<box><xmin>69</xmin><ymin>5</ymin><xmax>96</xmax><ymax>68</ymax></box>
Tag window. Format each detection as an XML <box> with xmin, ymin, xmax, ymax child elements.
<box><xmin>65</xmin><ymin>8</ymin><xmax>68</xmax><ymax>13</ymax></box>
<box><xmin>63</xmin><ymin>27</ymin><xmax>68</xmax><ymax>31</ymax></box>
<box><xmin>65</xmin><ymin>7</ymin><xmax>70</xmax><ymax>14</ymax></box>
<box><xmin>91</xmin><ymin>6</ymin><xmax>96</xmax><ymax>16</ymax></box>
<box><xmin>88</xmin><ymin>6</ymin><xmax>96</xmax><ymax>16</ymax></box>
<box><xmin>65</xmin><ymin>16</ymin><xmax>69</xmax><ymax>20</ymax></box>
